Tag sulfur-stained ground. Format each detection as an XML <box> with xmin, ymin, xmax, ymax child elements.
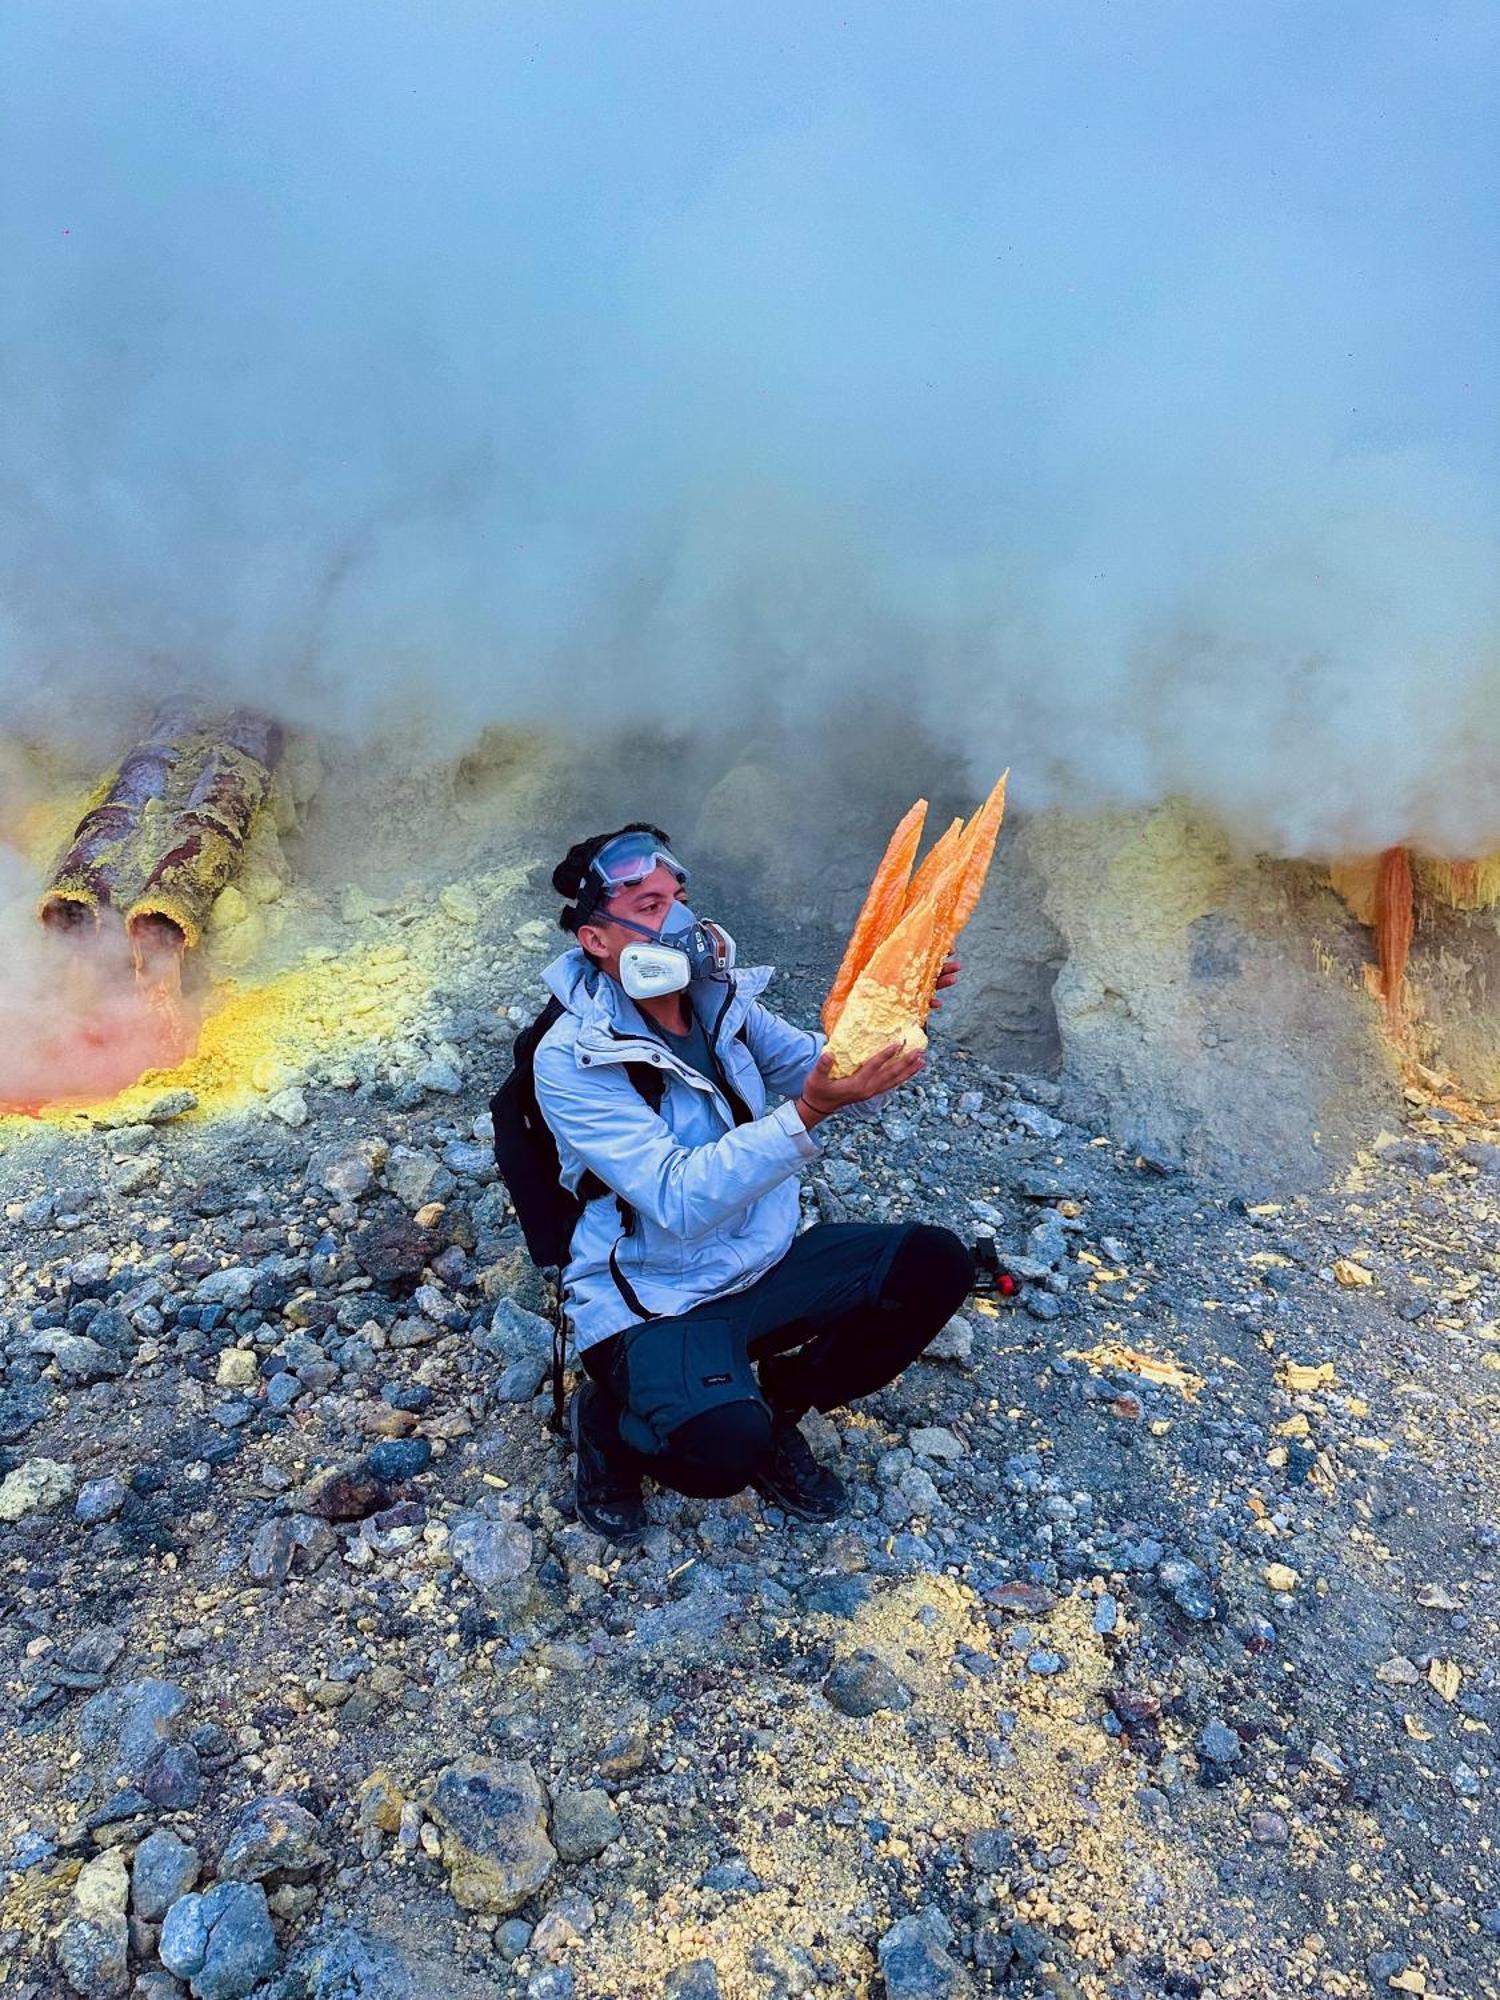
<box><xmin>0</xmin><ymin>810</ymin><xmax>1497</xmax><ymax>2000</ymax></box>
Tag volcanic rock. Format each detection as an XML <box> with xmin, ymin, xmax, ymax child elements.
<box><xmin>664</xmin><ymin>1963</ymin><xmax>724</xmax><ymax>1999</ymax></box>
<box><xmin>1157</xmin><ymin>1556</ymin><xmax>1217</xmax><ymax>1622</ymax></box>
<box><xmin>365</xmin><ymin>1436</ymin><xmax>432</xmax><ymax>1481</ymax></box>
<box><xmin>29</xmin><ymin>1330</ymin><xmax>124</xmax><ymax>1382</ymax></box>
<box><xmin>0</xmin><ymin>1380</ymin><xmax>55</xmax><ymax>1443</ymax></box>
<box><xmin>55</xmin><ymin>1625</ymin><xmax>126</xmax><ymax>1689</ymax></box>
<box><xmin>266</xmin><ymin>1087</ymin><xmax>309</xmax><ymax>1127</ymax></box>
<box><xmin>877</xmin><ymin>1914</ymin><xmax>975</xmax><ymax>1999</ymax></box>
<box><xmin>350</xmin><ymin>1209</ymin><xmax>438</xmax><ymax>1284</ymax></box>
<box><xmin>75</xmin><ymin>1476</ymin><xmax>129</xmax><ymax>1524</ymax></box>
<box><xmin>77</xmin><ymin>1679</ymin><xmax>190</xmax><ymax>1785</ymax></box>
<box><xmin>477</xmin><ymin>1297</ymin><xmax>554</xmax><ymax>1363</ymax></box>
<box><xmin>823</xmin><ymin>1651</ymin><xmax>912</xmax><ymax>1717</ymax></box>
<box><xmin>548</xmin><ymin>1786</ymin><xmax>620</xmax><ymax>1861</ymax></box>
<box><xmin>309</xmin><ymin>1137</ymin><xmax>387</xmax><ymax>1201</ymax></box>
<box><xmin>160</xmin><ymin>1880</ymin><xmax>280</xmax><ymax>1999</ymax></box>
<box><xmin>909</xmin><ymin>1425</ymin><xmax>965</xmax><ymax>1461</ymax></box>
<box><xmin>217</xmin><ymin>1794</ymin><xmax>327</xmax><ymax>1883</ymax></box>
<box><xmin>295</xmin><ymin>1461</ymin><xmax>390</xmax><ymax>1522</ymax></box>
<box><xmin>926</xmin><ymin>1314</ymin><xmax>974</xmax><ymax>1362</ymax></box>
<box><xmin>131</xmin><ymin>1828</ymin><xmax>201</xmax><ymax>1922</ymax></box>
<box><xmin>288</xmin><ymin>1926</ymin><xmax>423</xmax><ymax>2000</ymax></box>
<box><xmin>140</xmin><ymin>1740</ymin><xmax>203</xmax><ymax>1810</ymax></box>
<box><xmin>450</xmin><ymin>1513</ymin><xmax>533</xmax><ymax>1596</ymax></box>
<box><xmin>427</xmin><ymin>1757</ymin><xmax>557</xmax><ymax>1914</ymax></box>
<box><xmin>193</xmin><ymin>1266</ymin><xmax>258</xmax><ymax>1309</ymax></box>
<box><xmin>0</xmin><ymin>1456</ymin><xmax>77</xmax><ymax>1520</ymax></box>
<box><xmin>384</xmin><ymin>1145</ymin><xmax>444</xmax><ymax>1210</ymax></box>
<box><xmin>1199</xmin><ymin>1718</ymin><xmax>1243</xmax><ymax>1766</ymax></box>
<box><xmin>140</xmin><ymin>1088</ymin><xmax>198</xmax><ymax>1124</ymax></box>
<box><xmin>58</xmin><ymin>1848</ymin><xmax>130</xmax><ymax>1999</ymax></box>
<box><xmin>246</xmin><ymin>1512</ymin><xmax>334</xmax><ymax>1585</ymax></box>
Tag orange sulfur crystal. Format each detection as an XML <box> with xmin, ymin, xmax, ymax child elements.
<box><xmin>824</xmin><ymin>771</ymin><xmax>1008</xmax><ymax>1077</ymax></box>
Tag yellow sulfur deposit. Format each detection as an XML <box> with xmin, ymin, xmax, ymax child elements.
<box><xmin>571</xmin><ymin>1577</ymin><xmax>1210</xmax><ymax>1998</ymax></box>
<box><xmin>0</xmin><ymin>942</ymin><xmax>431</xmax><ymax>1134</ymax></box>
<box><xmin>1066</xmin><ymin>1340</ymin><xmax>1205</xmax><ymax>1400</ymax></box>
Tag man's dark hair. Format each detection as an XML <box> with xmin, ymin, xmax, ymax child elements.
<box><xmin>552</xmin><ymin>822</ymin><xmax>674</xmax><ymax>935</ymax></box>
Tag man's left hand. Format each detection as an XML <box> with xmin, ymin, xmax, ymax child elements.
<box><xmin>929</xmin><ymin>953</ymin><xmax>961</xmax><ymax>1011</ymax></box>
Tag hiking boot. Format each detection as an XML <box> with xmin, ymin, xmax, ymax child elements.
<box><xmin>752</xmin><ymin>1415</ymin><xmax>847</xmax><ymax>1523</ymax></box>
<box><xmin>569</xmin><ymin>1380</ymin><xmax>646</xmax><ymax>1542</ymax></box>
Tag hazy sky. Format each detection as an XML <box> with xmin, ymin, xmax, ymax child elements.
<box><xmin>1</xmin><ymin>2</ymin><xmax>1496</xmax><ymax>852</ymax></box>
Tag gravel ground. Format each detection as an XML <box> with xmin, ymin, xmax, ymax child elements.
<box><xmin>1</xmin><ymin>858</ymin><xmax>1497</xmax><ymax>2000</ymax></box>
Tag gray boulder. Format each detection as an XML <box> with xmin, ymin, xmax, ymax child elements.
<box><xmin>877</xmin><ymin>1915</ymin><xmax>975</xmax><ymax>1998</ymax></box>
<box><xmin>78</xmin><ymin>1679</ymin><xmax>190</xmax><ymax>1785</ymax></box>
<box><xmin>193</xmin><ymin>1267</ymin><xmax>257</xmax><ymax>1309</ymax></box>
<box><xmin>450</xmin><ymin>1515</ymin><xmax>533</xmax><ymax>1596</ymax></box>
<box><xmin>160</xmin><ymin>1880</ymin><xmax>280</xmax><ymax>2000</ymax></box>
<box><xmin>823</xmin><ymin>1652</ymin><xmax>911</xmax><ymax>1718</ymax></box>
<box><xmin>131</xmin><ymin>1828</ymin><xmax>201</xmax><ymax>1922</ymax></box>
<box><xmin>217</xmin><ymin>1794</ymin><xmax>326</xmax><ymax>1883</ymax></box>
<box><xmin>289</xmin><ymin>1926</ymin><xmax>422</xmax><ymax>1999</ymax></box>
<box><xmin>549</xmin><ymin>1786</ymin><xmax>620</xmax><ymax>1862</ymax></box>
<box><xmin>309</xmin><ymin>1139</ymin><xmax>387</xmax><ymax>1202</ymax></box>
<box><xmin>28</xmin><ymin>1330</ymin><xmax>125</xmax><ymax>1383</ymax></box>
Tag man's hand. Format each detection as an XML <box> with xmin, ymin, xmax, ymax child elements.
<box><xmin>928</xmin><ymin>952</ymin><xmax>961</xmax><ymax>1011</ymax></box>
<box><xmin>796</xmin><ymin>1040</ymin><xmax>925</xmax><ymax>1130</ymax></box>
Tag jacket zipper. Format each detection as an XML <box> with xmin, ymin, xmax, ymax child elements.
<box><xmin>585</xmin><ymin>1006</ymin><xmax>759</xmax><ymax>1317</ymax></box>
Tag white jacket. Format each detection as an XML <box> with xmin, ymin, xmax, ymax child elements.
<box><xmin>532</xmin><ymin>948</ymin><xmax>824</xmax><ymax>1353</ymax></box>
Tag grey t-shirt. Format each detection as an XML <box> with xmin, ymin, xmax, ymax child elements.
<box><xmin>651</xmin><ymin>1009</ymin><xmax>718</xmax><ymax>1087</ymax></box>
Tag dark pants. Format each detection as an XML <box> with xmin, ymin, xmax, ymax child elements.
<box><xmin>581</xmin><ymin>1221</ymin><xmax>972</xmax><ymax>1500</ymax></box>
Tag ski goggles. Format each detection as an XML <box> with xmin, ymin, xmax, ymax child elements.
<box><xmin>586</xmin><ymin>830</ymin><xmax>690</xmax><ymax>899</ymax></box>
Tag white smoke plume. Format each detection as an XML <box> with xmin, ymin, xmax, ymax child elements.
<box><xmin>1</xmin><ymin>1</ymin><xmax>1496</xmax><ymax>855</ymax></box>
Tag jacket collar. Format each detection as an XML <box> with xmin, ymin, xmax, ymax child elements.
<box><xmin>543</xmin><ymin>947</ymin><xmax>772</xmax><ymax>1064</ymax></box>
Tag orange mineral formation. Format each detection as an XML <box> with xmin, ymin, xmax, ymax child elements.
<box><xmin>1373</xmin><ymin>844</ymin><xmax>1414</xmax><ymax>1024</ymax></box>
<box><xmin>824</xmin><ymin>771</ymin><xmax>1008</xmax><ymax>1076</ymax></box>
<box><xmin>1329</xmin><ymin>844</ymin><xmax>1500</xmax><ymax>1028</ymax></box>
<box><xmin>821</xmin><ymin>799</ymin><xmax>928</xmax><ymax>1035</ymax></box>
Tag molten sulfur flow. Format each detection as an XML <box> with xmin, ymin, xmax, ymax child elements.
<box><xmin>2</xmin><ymin>708</ymin><xmax>304</xmax><ymax>1116</ymax></box>
<box><xmin>0</xmin><ymin>926</ymin><xmax>201</xmax><ymax>1117</ymax></box>
<box><xmin>1329</xmin><ymin>844</ymin><xmax>1500</xmax><ymax>1028</ymax></box>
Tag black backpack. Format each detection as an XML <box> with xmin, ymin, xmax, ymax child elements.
<box><xmin>489</xmin><ymin>996</ymin><xmax>666</xmax><ymax>1428</ymax></box>
<box><xmin>490</xmin><ymin>996</ymin><xmax>668</xmax><ymax>1267</ymax></box>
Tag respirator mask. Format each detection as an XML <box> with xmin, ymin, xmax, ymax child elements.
<box><xmin>614</xmin><ymin>903</ymin><xmax>737</xmax><ymax>1000</ymax></box>
<box><xmin>573</xmin><ymin>829</ymin><xmax>736</xmax><ymax>1001</ymax></box>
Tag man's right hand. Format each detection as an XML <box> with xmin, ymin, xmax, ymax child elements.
<box><xmin>796</xmin><ymin>1041</ymin><xmax>925</xmax><ymax>1129</ymax></box>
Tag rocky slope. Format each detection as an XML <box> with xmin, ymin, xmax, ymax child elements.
<box><xmin>1</xmin><ymin>799</ymin><xmax>1498</xmax><ymax>2000</ymax></box>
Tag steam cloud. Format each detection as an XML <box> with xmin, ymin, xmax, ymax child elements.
<box><xmin>2</xmin><ymin>1</ymin><xmax>1497</xmax><ymax>855</ymax></box>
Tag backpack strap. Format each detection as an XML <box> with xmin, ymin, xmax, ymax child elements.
<box><xmin>552</xmin><ymin>1023</ymin><xmax>752</xmax><ymax>1416</ymax></box>
<box><xmin>551</xmin><ymin>1056</ymin><xmax>668</xmax><ymax>1424</ymax></box>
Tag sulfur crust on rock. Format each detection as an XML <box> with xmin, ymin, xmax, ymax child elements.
<box><xmin>1330</xmin><ymin>852</ymin><xmax>1500</xmax><ymax>924</ymax></box>
<box><xmin>36</xmin><ymin>723</ymin><xmax>289</xmax><ymax>947</ymax></box>
<box><xmin>1413</xmin><ymin>853</ymin><xmax>1500</xmax><ymax>911</ymax></box>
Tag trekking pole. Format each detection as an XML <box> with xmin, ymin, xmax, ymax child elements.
<box><xmin>546</xmin><ymin>1268</ymin><xmax>569</xmax><ymax>1435</ymax></box>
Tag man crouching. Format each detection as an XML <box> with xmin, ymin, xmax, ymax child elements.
<box><xmin>533</xmin><ymin>822</ymin><xmax>972</xmax><ymax>1541</ymax></box>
